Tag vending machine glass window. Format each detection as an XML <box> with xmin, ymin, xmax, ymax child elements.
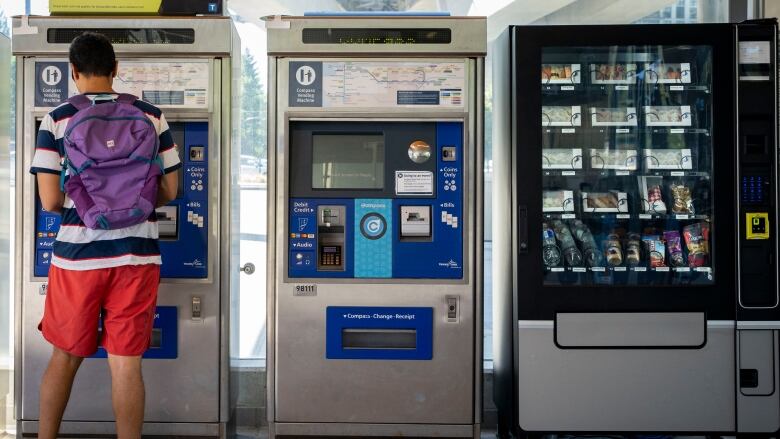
<box><xmin>540</xmin><ymin>45</ymin><xmax>714</xmax><ymax>286</ymax></box>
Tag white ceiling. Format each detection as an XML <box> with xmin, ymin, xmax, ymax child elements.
<box><xmin>228</xmin><ymin>0</ymin><xmax>678</xmax><ymax>40</ymax></box>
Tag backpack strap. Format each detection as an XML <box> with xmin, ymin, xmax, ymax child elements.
<box><xmin>115</xmin><ymin>93</ymin><xmax>138</xmax><ymax>105</ymax></box>
<box><xmin>67</xmin><ymin>94</ymin><xmax>93</xmax><ymax>111</ymax></box>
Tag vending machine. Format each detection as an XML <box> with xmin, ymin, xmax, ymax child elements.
<box><xmin>13</xmin><ymin>16</ymin><xmax>237</xmax><ymax>437</ymax></box>
<box><xmin>492</xmin><ymin>20</ymin><xmax>780</xmax><ymax>436</ymax></box>
<box><xmin>267</xmin><ymin>15</ymin><xmax>485</xmax><ymax>438</ymax></box>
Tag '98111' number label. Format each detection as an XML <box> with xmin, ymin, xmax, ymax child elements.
<box><xmin>294</xmin><ymin>284</ymin><xmax>317</xmax><ymax>296</ymax></box>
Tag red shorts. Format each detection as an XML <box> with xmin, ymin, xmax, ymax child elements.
<box><xmin>40</xmin><ymin>264</ymin><xmax>160</xmax><ymax>357</ymax></box>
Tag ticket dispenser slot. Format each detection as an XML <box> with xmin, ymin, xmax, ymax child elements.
<box><xmin>317</xmin><ymin>206</ymin><xmax>346</xmax><ymax>271</ymax></box>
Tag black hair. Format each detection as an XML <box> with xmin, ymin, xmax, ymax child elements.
<box><xmin>69</xmin><ymin>32</ymin><xmax>116</xmax><ymax>77</ymax></box>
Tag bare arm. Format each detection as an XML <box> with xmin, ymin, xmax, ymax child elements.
<box><xmin>156</xmin><ymin>170</ymin><xmax>179</xmax><ymax>208</ymax></box>
<box><xmin>37</xmin><ymin>173</ymin><xmax>65</xmax><ymax>213</ymax></box>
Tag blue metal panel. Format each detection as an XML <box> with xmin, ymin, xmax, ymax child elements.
<box><xmin>92</xmin><ymin>306</ymin><xmax>178</xmax><ymax>359</ymax></box>
<box><xmin>159</xmin><ymin>122</ymin><xmax>209</xmax><ymax>278</ymax></box>
<box><xmin>393</xmin><ymin>122</ymin><xmax>463</xmax><ymax>278</ymax></box>
<box><xmin>326</xmin><ymin>306</ymin><xmax>433</xmax><ymax>360</ymax></box>
<box><xmin>354</xmin><ymin>199</ymin><xmax>393</xmax><ymax>278</ymax></box>
<box><xmin>289</xmin><ymin>198</ymin><xmax>355</xmax><ymax>278</ymax></box>
<box><xmin>34</xmin><ymin>200</ymin><xmax>59</xmax><ymax>277</ymax></box>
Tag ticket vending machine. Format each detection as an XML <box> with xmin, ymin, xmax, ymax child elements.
<box><xmin>13</xmin><ymin>16</ymin><xmax>236</xmax><ymax>437</ymax></box>
<box><xmin>267</xmin><ymin>15</ymin><xmax>485</xmax><ymax>437</ymax></box>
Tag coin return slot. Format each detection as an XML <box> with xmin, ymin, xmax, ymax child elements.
<box><xmin>150</xmin><ymin>329</ymin><xmax>163</xmax><ymax>349</ymax></box>
<box><xmin>342</xmin><ymin>329</ymin><xmax>417</xmax><ymax>350</ymax></box>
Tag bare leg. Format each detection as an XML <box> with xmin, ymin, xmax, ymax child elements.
<box><xmin>107</xmin><ymin>355</ymin><xmax>145</xmax><ymax>439</ymax></box>
<box><xmin>39</xmin><ymin>347</ymin><xmax>83</xmax><ymax>439</ymax></box>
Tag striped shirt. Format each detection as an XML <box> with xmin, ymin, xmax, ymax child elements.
<box><xmin>30</xmin><ymin>94</ymin><xmax>182</xmax><ymax>271</ymax></box>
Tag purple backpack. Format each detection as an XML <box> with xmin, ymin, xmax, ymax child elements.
<box><xmin>62</xmin><ymin>93</ymin><xmax>162</xmax><ymax>230</ymax></box>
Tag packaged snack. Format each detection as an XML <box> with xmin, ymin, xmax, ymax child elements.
<box><xmin>604</xmin><ymin>233</ymin><xmax>623</xmax><ymax>266</ymax></box>
<box><xmin>543</xmin><ymin>190</ymin><xmax>575</xmax><ymax>212</ymax></box>
<box><xmin>663</xmin><ymin>230</ymin><xmax>685</xmax><ymax>267</ymax></box>
<box><xmin>589</xmin><ymin>148</ymin><xmax>638</xmax><ymax>171</ymax></box>
<box><xmin>590</xmin><ymin>63</ymin><xmax>637</xmax><ymax>84</ymax></box>
<box><xmin>542</xmin><ymin>148</ymin><xmax>583</xmax><ymax>169</ymax></box>
<box><xmin>590</xmin><ymin>107</ymin><xmax>638</xmax><ymax>127</ymax></box>
<box><xmin>644</xmin><ymin>149</ymin><xmax>693</xmax><ymax>170</ymax></box>
<box><xmin>644</xmin><ymin>105</ymin><xmax>692</xmax><ymax>127</ymax></box>
<box><xmin>643</xmin><ymin>234</ymin><xmax>666</xmax><ymax>267</ymax></box>
<box><xmin>683</xmin><ymin>222</ymin><xmax>710</xmax><ymax>267</ymax></box>
<box><xmin>542</xmin><ymin>223</ymin><xmax>562</xmax><ymax>268</ymax></box>
<box><xmin>570</xmin><ymin>219</ymin><xmax>604</xmax><ymax>267</ymax></box>
<box><xmin>644</xmin><ymin>62</ymin><xmax>691</xmax><ymax>84</ymax></box>
<box><xmin>582</xmin><ymin>191</ymin><xmax>628</xmax><ymax>213</ymax></box>
<box><xmin>542</xmin><ymin>106</ymin><xmax>582</xmax><ymax>127</ymax></box>
<box><xmin>671</xmin><ymin>184</ymin><xmax>695</xmax><ymax>214</ymax></box>
<box><xmin>542</xmin><ymin>64</ymin><xmax>580</xmax><ymax>84</ymax></box>
<box><xmin>638</xmin><ymin>176</ymin><xmax>667</xmax><ymax>214</ymax></box>
<box><xmin>552</xmin><ymin>220</ymin><xmax>583</xmax><ymax>267</ymax></box>
<box><xmin>625</xmin><ymin>233</ymin><xmax>642</xmax><ymax>266</ymax></box>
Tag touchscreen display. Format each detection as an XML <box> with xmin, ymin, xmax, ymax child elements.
<box><xmin>312</xmin><ymin>134</ymin><xmax>384</xmax><ymax>189</ymax></box>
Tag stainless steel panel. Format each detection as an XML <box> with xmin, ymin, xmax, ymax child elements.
<box><xmin>737</xmin><ymin>330</ymin><xmax>780</xmax><ymax>432</ymax></box>
<box><xmin>556</xmin><ymin>312</ymin><xmax>706</xmax><ymax>348</ymax></box>
<box><xmin>21</xmin><ymin>420</ymin><xmax>221</xmax><ymax>436</ymax></box>
<box><xmin>517</xmin><ymin>323</ymin><xmax>735</xmax><ymax>432</ymax></box>
<box><xmin>739</xmin><ymin>330</ymin><xmax>775</xmax><ymax>395</ymax></box>
<box><xmin>269</xmin><ymin>34</ymin><xmax>483</xmax><ymax>435</ymax></box>
<box><xmin>274</xmin><ymin>422</ymin><xmax>476</xmax><ymax>436</ymax></box>
<box><xmin>15</xmin><ymin>45</ymin><xmax>232</xmax><ymax>431</ymax></box>
<box><xmin>12</xmin><ymin>16</ymin><xmax>233</xmax><ymax>56</ymax></box>
<box><xmin>274</xmin><ymin>283</ymin><xmax>475</xmax><ymax>424</ymax></box>
<box><xmin>266</xmin><ymin>17</ymin><xmax>486</xmax><ymax>56</ymax></box>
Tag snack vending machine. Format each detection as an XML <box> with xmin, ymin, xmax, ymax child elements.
<box><xmin>492</xmin><ymin>20</ymin><xmax>780</xmax><ymax>436</ymax></box>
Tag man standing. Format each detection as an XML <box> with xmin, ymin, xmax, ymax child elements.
<box><xmin>30</xmin><ymin>32</ymin><xmax>181</xmax><ymax>439</ymax></box>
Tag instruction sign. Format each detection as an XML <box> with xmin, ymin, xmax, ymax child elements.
<box><xmin>35</xmin><ymin>62</ymin><xmax>69</xmax><ymax>107</ymax></box>
<box><xmin>395</xmin><ymin>171</ymin><xmax>434</xmax><ymax>195</ymax></box>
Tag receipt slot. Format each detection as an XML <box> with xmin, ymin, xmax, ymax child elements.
<box><xmin>267</xmin><ymin>16</ymin><xmax>486</xmax><ymax>438</ymax></box>
<box><xmin>13</xmin><ymin>17</ymin><xmax>237</xmax><ymax>437</ymax></box>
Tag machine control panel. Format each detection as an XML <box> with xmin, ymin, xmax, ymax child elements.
<box><xmin>289</xmin><ymin>121</ymin><xmax>463</xmax><ymax>279</ymax></box>
<box><xmin>33</xmin><ymin>121</ymin><xmax>210</xmax><ymax>279</ymax></box>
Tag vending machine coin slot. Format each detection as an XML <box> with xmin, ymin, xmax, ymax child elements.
<box><xmin>317</xmin><ymin>205</ymin><xmax>346</xmax><ymax>271</ymax></box>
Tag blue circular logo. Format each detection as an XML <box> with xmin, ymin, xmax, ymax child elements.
<box><xmin>360</xmin><ymin>213</ymin><xmax>387</xmax><ymax>240</ymax></box>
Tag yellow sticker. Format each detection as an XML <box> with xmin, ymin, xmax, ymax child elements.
<box><xmin>49</xmin><ymin>0</ymin><xmax>161</xmax><ymax>14</ymax></box>
<box><xmin>746</xmin><ymin>212</ymin><xmax>770</xmax><ymax>240</ymax></box>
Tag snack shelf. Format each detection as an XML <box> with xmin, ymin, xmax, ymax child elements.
<box><xmin>543</xmin><ymin>127</ymin><xmax>709</xmax><ymax>135</ymax></box>
<box><xmin>545</xmin><ymin>265</ymin><xmax>713</xmax><ymax>273</ymax></box>
<box><xmin>541</xmin><ymin>84</ymin><xmax>710</xmax><ymax>93</ymax></box>
<box><xmin>543</xmin><ymin>213</ymin><xmax>710</xmax><ymax>221</ymax></box>
<box><xmin>542</xmin><ymin>169</ymin><xmax>710</xmax><ymax>178</ymax></box>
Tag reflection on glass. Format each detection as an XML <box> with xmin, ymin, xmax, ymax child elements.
<box><xmin>541</xmin><ymin>45</ymin><xmax>714</xmax><ymax>285</ymax></box>
<box><xmin>312</xmin><ymin>134</ymin><xmax>384</xmax><ymax>189</ymax></box>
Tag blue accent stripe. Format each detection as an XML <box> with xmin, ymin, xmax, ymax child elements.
<box><xmin>133</xmin><ymin>100</ymin><xmax>163</xmax><ymax>118</ymax></box>
<box><xmin>36</xmin><ymin>129</ymin><xmax>57</xmax><ymax>150</ymax></box>
<box><xmin>30</xmin><ymin>167</ymin><xmax>61</xmax><ymax>176</ymax></box>
<box><xmin>159</xmin><ymin>130</ymin><xmax>175</xmax><ymax>151</ymax></box>
<box><xmin>51</xmin><ymin>104</ymin><xmax>78</xmax><ymax>122</ymax></box>
<box><xmin>53</xmin><ymin>236</ymin><xmax>160</xmax><ymax>260</ymax></box>
<box><xmin>163</xmin><ymin>162</ymin><xmax>182</xmax><ymax>175</ymax></box>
